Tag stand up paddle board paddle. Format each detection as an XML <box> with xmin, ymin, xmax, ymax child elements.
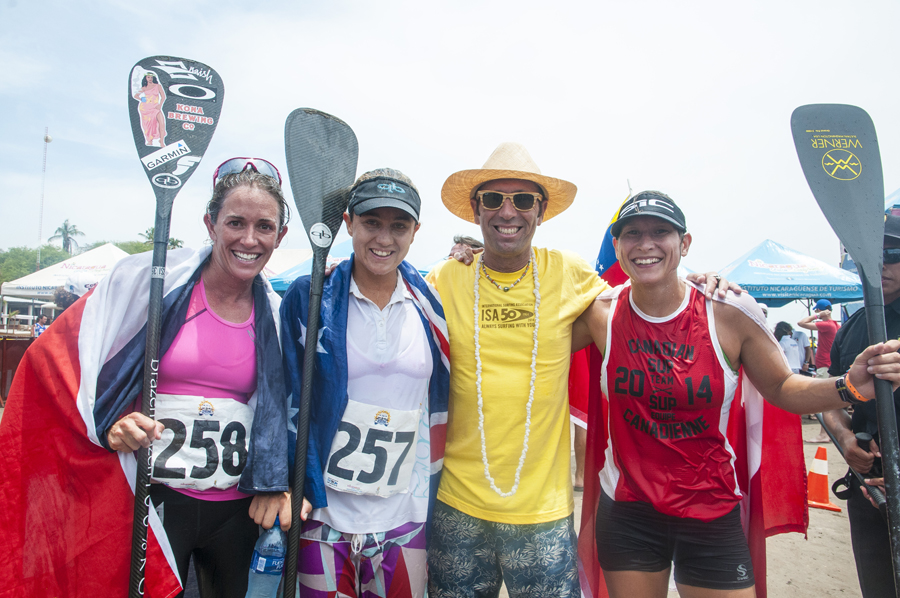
<box><xmin>792</xmin><ymin>104</ymin><xmax>900</xmax><ymax>596</ymax></box>
<box><xmin>281</xmin><ymin>108</ymin><xmax>358</xmax><ymax>598</ymax></box>
<box><xmin>127</xmin><ymin>56</ymin><xmax>224</xmax><ymax>597</ymax></box>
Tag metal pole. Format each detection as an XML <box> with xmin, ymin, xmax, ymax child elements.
<box><xmin>36</xmin><ymin>128</ymin><xmax>52</xmax><ymax>270</ymax></box>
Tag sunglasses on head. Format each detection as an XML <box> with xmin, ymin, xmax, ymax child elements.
<box><xmin>213</xmin><ymin>157</ymin><xmax>282</xmax><ymax>186</ymax></box>
<box><xmin>885</xmin><ymin>248</ymin><xmax>900</xmax><ymax>264</ymax></box>
<box><xmin>476</xmin><ymin>190</ymin><xmax>543</xmax><ymax>212</ymax></box>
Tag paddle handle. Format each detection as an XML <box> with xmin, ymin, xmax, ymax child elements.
<box><xmin>283</xmin><ymin>248</ymin><xmax>328</xmax><ymax>598</ymax></box>
<box><xmin>129</xmin><ymin>220</ymin><xmax>171</xmax><ymax>597</ymax></box>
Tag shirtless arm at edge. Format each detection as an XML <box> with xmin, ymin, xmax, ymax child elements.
<box><xmin>572</xmin><ymin>292</ymin><xmax>900</xmax><ymax>413</ymax></box>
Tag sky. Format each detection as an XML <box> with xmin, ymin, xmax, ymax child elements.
<box><xmin>2</xmin><ymin>0</ymin><xmax>899</xmax><ymax>323</ymax></box>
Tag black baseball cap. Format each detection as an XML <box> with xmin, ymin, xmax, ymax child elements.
<box><xmin>348</xmin><ymin>175</ymin><xmax>421</xmax><ymax>222</ymax></box>
<box><xmin>885</xmin><ymin>215</ymin><xmax>900</xmax><ymax>242</ymax></box>
<box><xmin>611</xmin><ymin>191</ymin><xmax>687</xmax><ymax>238</ymax></box>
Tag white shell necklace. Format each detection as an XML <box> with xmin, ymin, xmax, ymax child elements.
<box><xmin>473</xmin><ymin>249</ymin><xmax>540</xmax><ymax>497</ymax></box>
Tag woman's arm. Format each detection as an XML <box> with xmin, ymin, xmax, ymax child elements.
<box><xmin>717</xmin><ymin>301</ymin><xmax>900</xmax><ymax>414</ymax></box>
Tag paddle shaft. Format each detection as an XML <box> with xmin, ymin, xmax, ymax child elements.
<box><xmin>814</xmin><ymin>413</ymin><xmax>888</xmax><ymax>520</ymax></box>
<box><xmin>283</xmin><ymin>247</ymin><xmax>328</xmax><ymax>598</ymax></box>
<box><xmin>129</xmin><ymin>214</ymin><xmax>172</xmax><ymax>597</ymax></box>
<box><xmin>860</xmin><ymin>279</ymin><xmax>900</xmax><ymax>569</ymax></box>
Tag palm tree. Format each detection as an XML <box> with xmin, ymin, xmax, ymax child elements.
<box><xmin>141</xmin><ymin>227</ymin><xmax>184</xmax><ymax>249</ymax></box>
<box><xmin>49</xmin><ymin>219</ymin><xmax>85</xmax><ymax>254</ymax></box>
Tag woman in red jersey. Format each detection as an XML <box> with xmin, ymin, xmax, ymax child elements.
<box><xmin>572</xmin><ymin>191</ymin><xmax>900</xmax><ymax>598</ymax></box>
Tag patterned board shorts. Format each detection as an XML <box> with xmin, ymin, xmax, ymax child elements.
<box><xmin>427</xmin><ymin>501</ymin><xmax>581</xmax><ymax>598</ymax></box>
<box><xmin>295</xmin><ymin>519</ymin><xmax>427</xmax><ymax>598</ymax></box>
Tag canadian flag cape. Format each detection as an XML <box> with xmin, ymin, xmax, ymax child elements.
<box><xmin>577</xmin><ymin>283</ymin><xmax>808</xmax><ymax>598</ymax></box>
<box><xmin>0</xmin><ymin>247</ymin><xmax>287</xmax><ymax>598</ymax></box>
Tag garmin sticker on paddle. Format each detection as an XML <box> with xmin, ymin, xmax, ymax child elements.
<box><xmin>141</xmin><ymin>140</ymin><xmax>191</xmax><ymax>170</ymax></box>
<box><xmin>309</xmin><ymin>223</ymin><xmax>333</xmax><ymax>247</ymax></box>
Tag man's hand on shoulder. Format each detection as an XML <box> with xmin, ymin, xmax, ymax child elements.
<box><xmin>449</xmin><ymin>243</ymin><xmax>483</xmax><ymax>266</ymax></box>
<box><xmin>686</xmin><ymin>272</ymin><xmax>743</xmax><ymax>300</ymax></box>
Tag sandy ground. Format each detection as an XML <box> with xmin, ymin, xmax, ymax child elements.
<box><xmin>761</xmin><ymin>417</ymin><xmax>862</xmax><ymax>598</ymax></box>
<box><xmin>0</xmin><ymin>407</ymin><xmax>864</xmax><ymax>597</ymax></box>
<box><xmin>504</xmin><ymin>419</ymin><xmax>864</xmax><ymax>598</ymax></box>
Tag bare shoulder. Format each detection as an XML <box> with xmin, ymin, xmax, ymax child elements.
<box><xmin>712</xmin><ymin>293</ymin><xmax>777</xmax><ymax>366</ymax></box>
<box><xmin>711</xmin><ymin>292</ymin><xmax>766</xmax><ymax>331</ymax></box>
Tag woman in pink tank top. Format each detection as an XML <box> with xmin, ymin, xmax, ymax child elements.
<box><xmin>105</xmin><ymin>158</ymin><xmax>291</xmax><ymax>598</ymax></box>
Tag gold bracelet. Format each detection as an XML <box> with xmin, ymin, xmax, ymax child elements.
<box><xmin>844</xmin><ymin>375</ymin><xmax>872</xmax><ymax>403</ymax></box>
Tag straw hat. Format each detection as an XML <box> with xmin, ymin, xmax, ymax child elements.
<box><xmin>441</xmin><ymin>142</ymin><xmax>577</xmax><ymax>223</ymax></box>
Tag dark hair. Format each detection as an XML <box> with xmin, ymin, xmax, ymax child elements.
<box><xmin>207</xmin><ymin>170</ymin><xmax>290</xmax><ymax>232</ymax></box>
<box><xmin>53</xmin><ymin>287</ymin><xmax>80</xmax><ymax>311</ymax></box>
<box><xmin>453</xmin><ymin>235</ymin><xmax>484</xmax><ymax>250</ymax></box>
<box><xmin>774</xmin><ymin>321</ymin><xmax>792</xmax><ymax>341</ymax></box>
<box><xmin>143</xmin><ymin>73</ymin><xmax>158</xmax><ymax>85</ymax></box>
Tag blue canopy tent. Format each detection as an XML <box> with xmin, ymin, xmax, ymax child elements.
<box><xmin>269</xmin><ymin>239</ymin><xmax>354</xmax><ymax>293</ymax></box>
<box><xmin>718</xmin><ymin>239</ymin><xmax>862</xmax><ymax>308</ymax></box>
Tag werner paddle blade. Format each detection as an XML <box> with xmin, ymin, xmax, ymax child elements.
<box><xmin>793</xmin><ymin>105</ymin><xmax>900</xmax><ymax>593</ymax></box>
<box><xmin>791</xmin><ymin>104</ymin><xmax>884</xmax><ymax>293</ymax></box>
<box><xmin>284</xmin><ymin>108</ymin><xmax>359</xmax><ymax>251</ymax></box>
<box><xmin>128</xmin><ymin>56</ymin><xmax>224</xmax><ymax>217</ymax></box>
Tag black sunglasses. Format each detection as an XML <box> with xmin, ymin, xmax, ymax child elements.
<box><xmin>476</xmin><ymin>190</ymin><xmax>543</xmax><ymax>212</ymax></box>
<box><xmin>885</xmin><ymin>248</ymin><xmax>900</xmax><ymax>264</ymax></box>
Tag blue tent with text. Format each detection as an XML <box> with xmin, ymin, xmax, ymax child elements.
<box><xmin>719</xmin><ymin>239</ymin><xmax>862</xmax><ymax>308</ymax></box>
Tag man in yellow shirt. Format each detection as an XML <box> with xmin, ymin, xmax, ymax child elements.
<box><xmin>426</xmin><ymin>142</ymin><xmax>608</xmax><ymax>597</ymax></box>
<box><xmin>427</xmin><ymin>143</ymin><xmax>731</xmax><ymax>597</ymax></box>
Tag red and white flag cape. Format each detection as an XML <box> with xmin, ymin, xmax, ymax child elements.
<box><xmin>0</xmin><ymin>249</ymin><xmax>227</xmax><ymax>598</ymax></box>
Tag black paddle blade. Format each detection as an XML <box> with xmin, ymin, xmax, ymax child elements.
<box><xmin>284</xmin><ymin>108</ymin><xmax>359</xmax><ymax>251</ymax></box>
<box><xmin>128</xmin><ymin>56</ymin><xmax>224</xmax><ymax>217</ymax></box>
<box><xmin>791</xmin><ymin>104</ymin><xmax>885</xmax><ymax>298</ymax></box>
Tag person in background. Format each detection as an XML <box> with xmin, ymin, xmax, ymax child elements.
<box><xmin>33</xmin><ymin>314</ymin><xmax>48</xmax><ymax>337</ymax></box>
<box><xmin>799</xmin><ymin>299</ymin><xmax>841</xmax><ymax>442</ymax></box>
<box><xmin>449</xmin><ymin>234</ymin><xmax>484</xmax><ymax>258</ymax></box>
<box><xmin>774</xmin><ymin>321</ymin><xmax>802</xmax><ymax>374</ymax></box>
<box><xmin>792</xmin><ymin>326</ymin><xmax>813</xmax><ymax>375</ymax></box>
<box><xmin>821</xmin><ymin>214</ymin><xmax>900</xmax><ymax>598</ymax></box>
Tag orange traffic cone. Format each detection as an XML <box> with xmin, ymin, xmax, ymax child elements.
<box><xmin>808</xmin><ymin>446</ymin><xmax>841</xmax><ymax>512</ymax></box>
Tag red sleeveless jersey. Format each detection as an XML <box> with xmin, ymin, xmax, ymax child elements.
<box><xmin>599</xmin><ymin>284</ymin><xmax>741</xmax><ymax>521</ymax></box>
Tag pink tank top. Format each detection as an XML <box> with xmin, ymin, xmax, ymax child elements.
<box><xmin>157</xmin><ymin>278</ymin><xmax>256</xmax><ymax>501</ymax></box>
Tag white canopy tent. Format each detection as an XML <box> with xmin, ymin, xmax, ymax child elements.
<box><xmin>0</xmin><ymin>243</ymin><xmax>129</xmax><ymax>301</ymax></box>
<box><xmin>262</xmin><ymin>248</ymin><xmax>312</xmax><ymax>279</ymax></box>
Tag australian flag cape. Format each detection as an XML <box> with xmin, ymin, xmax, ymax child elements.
<box><xmin>280</xmin><ymin>256</ymin><xmax>450</xmax><ymax>535</ymax></box>
<box><xmin>577</xmin><ymin>282</ymin><xmax>808</xmax><ymax>598</ymax></box>
<box><xmin>0</xmin><ymin>247</ymin><xmax>288</xmax><ymax>598</ymax></box>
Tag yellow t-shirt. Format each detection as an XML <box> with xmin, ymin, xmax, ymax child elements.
<box><xmin>427</xmin><ymin>248</ymin><xmax>609</xmax><ymax>524</ymax></box>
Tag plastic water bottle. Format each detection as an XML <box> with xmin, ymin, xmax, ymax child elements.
<box><xmin>245</xmin><ymin>516</ymin><xmax>287</xmax><ymax>598</ymax></box>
